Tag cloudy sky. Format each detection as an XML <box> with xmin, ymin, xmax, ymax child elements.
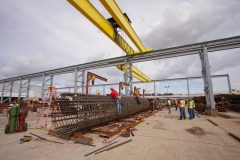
<box><xmin>0</xmin><ymin>0</ymin><xmax>240</xmax><ymax>93</ymax></box>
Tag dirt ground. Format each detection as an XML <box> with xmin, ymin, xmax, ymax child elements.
<box><xmin>0</xmin><ymin>108</ymin><xmax>240</xmax><ymax>160</ymax></box>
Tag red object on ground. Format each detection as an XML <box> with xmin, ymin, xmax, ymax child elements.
<box><xmin>109</xmin><ymin>89</ymin><xmax>119</xmax><ymax>98</ymax></box>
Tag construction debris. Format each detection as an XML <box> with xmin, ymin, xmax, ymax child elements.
<box><xmin>70</xmin><ymin>132</ymin><xmax>93</xmax><ymax>145</ymax></box>
<box><xmin>95</xmin><ymin>139</ymin><xmax>132</xmax><ymax>155</ymax></box>
<box><xmin>84</xmin><ymin>141</ymin><xmax>118</xmax><ymax>157</ymax></box>
<box><xmin>30</xmin><ymin>132</ymin><xmax>64</xmax><ymax>144</ymax></box>
<box><xmin>19</xmin><ymin>136</ymin><xmax>32</xmax><ymax>143</ymax></box>
<box><xmin>194</xmin><ymin>94</ymin><xmax>240</xmax><ymax>113</ymax></box>
<box><xmin>91</xmin><ymin>109</ymin><xmax>158</xmax><ymax>138</ymax></box>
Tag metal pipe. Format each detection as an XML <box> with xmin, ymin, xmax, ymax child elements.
<box><xmin>95</xmin><ymin>139</ymin><xmax>132</xmax><ymax>155</ymax></box>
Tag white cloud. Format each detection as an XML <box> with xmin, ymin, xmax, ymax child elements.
<box><xmin>0</xmin><ymin>0</ymin><xmax>240</xmax><ymax>92</ymax></box>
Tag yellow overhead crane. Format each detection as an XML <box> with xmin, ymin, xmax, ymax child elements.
<box><xmin>67</xmin><ymin>0</ymin><xmax>152</xmax><ymax>82</ymax></box>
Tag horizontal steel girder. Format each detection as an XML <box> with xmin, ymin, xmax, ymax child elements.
<box><xmin>0</xmin><ymin>35</ymin><xmax>239</xmax><ymax>83</ymax></box>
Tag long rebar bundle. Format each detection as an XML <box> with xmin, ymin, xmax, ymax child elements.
<box><xmin>52</xmin><ymin>93</ymin><xmax>151</xmax><ymax>139</ymax></box>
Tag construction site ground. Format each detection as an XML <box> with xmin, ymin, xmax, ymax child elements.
<box><xmin>0</xmin><ymin>108</ymin><xmax>239</xmax><ymax>160</ymax></box>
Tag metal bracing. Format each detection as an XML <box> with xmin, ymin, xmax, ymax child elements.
<box><xmin>1</xmin><ymin>81</ymin><xmax>13</xmax><ymax>103</ymax></box>
<box><xmin>55</xmin><ymin>74</ymin><xmax>231</xmax><ymax>97</ymax></box>
<box><xmin>0</xmin><ymin>36</ymin><xmax>239</xmax><ymax>84</ymax></box>
<box><xmin>41</xmin><ymin>74</ymin><xmax>54</xmax><ymax>99</ymax></box>
<box><xmin>18</xmin><ymin>78</ymin><xmax>31</xmax><ymax>100</ymax></box>
<box><xmin>200</xmin><ymin>44</ymin><xmax>216</xmax><ymax>110</ymax></box>
<box><xmin>74</xmin><ymin>68</ymin><xmax>85</xmax><ymax>93</ymax></box>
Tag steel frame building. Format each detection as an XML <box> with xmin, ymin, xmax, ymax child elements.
<box><xmin>0</xmin><ymin>35</ymin><xmax>240</xmax><ymax>112</ymax></box>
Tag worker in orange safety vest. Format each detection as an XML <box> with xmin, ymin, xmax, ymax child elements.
<box><xmin>179</xmin><ymin>98</ymin><xmax>186</xmax><ymax>120</ymax></box>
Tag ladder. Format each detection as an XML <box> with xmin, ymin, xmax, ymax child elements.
<box><xmin>35</xmin><ymin>86</ymin><xmax>57</xmax><ymax>129</ymax></box>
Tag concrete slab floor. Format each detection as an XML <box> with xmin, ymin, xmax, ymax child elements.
<box><xmin>0</xmin><ymin>108</ymin><xmax>239</xmax><ymax>160</ymax></box>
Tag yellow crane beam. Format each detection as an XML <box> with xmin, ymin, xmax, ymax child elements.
<box><xmin>67</xmin><ymin>0</ymin><xmax>134</xmax><ymax>55</ymax></box>
<box><xmin>67</xmin><ymin>0</ymin><xmax>151</xmax><ymax>82</ymax></box>
<box><xmin>100</xmin><ymin>0</ymin><xmax>149</xmax><ymax>52</ymax></box>
<box><xmin>116</xmin><ymin>65</ymin><xmax>151</xmax><ymax>82</ymax></box>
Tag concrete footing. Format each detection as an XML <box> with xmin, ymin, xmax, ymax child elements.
<box><xmin>208</xmin><ymin>108</ymin><xmax>219</xmax><ymax>116</ymax></box>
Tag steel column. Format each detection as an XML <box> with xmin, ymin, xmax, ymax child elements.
<box><xmin>82</xmin><ymin>70</ymin><xmax>85</xmax><ymax>94</ymax></box>
<box><xmin>74</xmin><ymin>68</ymin><xmax>78</xmax><ymax>93</ymax></box>
<box><xmin>26</xmin><ymin>79</ymin><xmax>31</xmax><ymax>99</ymax></box>
<box><xmin>129</xmin><ymin>63</ymin><xmax>133</xmax><ymax>96</ymax></box>
<box><xmin>186</xmin><ymin>79</ymin><xmax>190</xmax><ymax>98</ymax></box>
<box><xmin>124</xmin><ymin>58</ymin><xmax>129</xmax><ymax>96</ymax></box>
<box><xmin>9</xmin><ymin>81</ymin><xmax>13</xmax><ymax>102</ymax></box>
<box><xmin>103</xmin><ymin>85</ymin><xmax>106</xmax><ymax>95</ymax></box>
<box><xmin>153</xmin><ymin>81</ymin><xmax>156</xmax><ymax>98</ymax></box>
<box><xmin>199</xmin><ymin>44</ymin><xmax>216</xmax><ymax>110</ymax></box>
<box><xmin>74</xmin><ymin>68</ymin><xmax>85</xmax><ymax>93</ymax></box>
<box><xmin>41</xmin><ymin>74</ymin><xmax>45</xmax><ymax>99</ymax></box>
<box><xmin>1</xmin><ymin>81</ymin><xmax>5</xmax><ymax>103</ymax></box>
<box><xmin>18</xmin><ymin>78</ymin><xmax>23</xmax><ymax>100</ymax></box>
<box><xmin>227</xmin><ymin>74</ymin><xmax>232</xmax><ymax>94</ymax></box>
<box><xmin>50</xmin><ymin>75</ymin><xmax>54</xmax><ymax>86</ymax></box>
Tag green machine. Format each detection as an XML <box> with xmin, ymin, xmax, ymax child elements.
<box><xmin>5</xmin><ymin>104</ymin><xmax>19</xmax><ymax>133</ymax></box>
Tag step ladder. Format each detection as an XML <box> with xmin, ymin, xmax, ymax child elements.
<box><xmin>35</xmin><ymin>86</ymin><xmax>58</xmax><ymax>129</ymax></box>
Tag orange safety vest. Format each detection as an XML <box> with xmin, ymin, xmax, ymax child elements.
<box><xmin>179</xmin><ymin>100</ymin><xmax>185</xmax><ymax>108</ymax></box>
<box><xmin>134</xmin><ymin>88</ymin><xmax>140</xmax><ymax>97</ymax></box>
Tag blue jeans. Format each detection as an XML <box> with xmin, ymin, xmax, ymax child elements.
<box><xmin>114</xmin><ymin>99</ymin><xmax>121</xmax><ymax>114</ymax></box>
<box><xmin>179</xmin><ymin>107</ymin><xmax>185</xmax><ymax>120</ymax></box>
<box><xmin>188</xmin><ymin>108</ymin><xmax>193</xmax><ymax>119</ymax></box>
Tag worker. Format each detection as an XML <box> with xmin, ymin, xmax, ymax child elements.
<box><xmin>134</xmin><ymin>86</ymin><xmax>140</xmax><ymax>104</ymax></box>
<box><xmin>188</xmin><ymin>98</ymin><xmax>194</xmax><ymax>119</ymax></box>
<box><xmin>91</xmin><ymin>75</ymin><xmax>96</xmax><ymax>85</ymax></box>
<box><xmin>166</xmin><ymin>98</ymin><xmax>171</xmax><ymax>114</ymax></box>
<box><xmin>179</xmin><ymin>98</ymin><xmax>186</xmax><ymax>120</ymax></box>
<box><xmin>108</xmin><ymin>87</ymin><xmax>121</xmax><ymax>114</ymax></box>
<box><xmin>174</xmin><ymin>98</ymin><xmax>178</xmax><ymax>110</ymax></box>
<box><xmin>191</xmin><ymin>97</ymin><xmax>196</xmax><ymax>118</ymax></box>
<box><xmin>96</xmin><ymin>89</ymin><xmax>100</xmax><ymax>95</ymax></box>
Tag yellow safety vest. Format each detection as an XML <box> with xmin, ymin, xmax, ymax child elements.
<box><xmin>167</xmin><ymin>100</ymin><xmax>171</xmax><ymax>106</ymax></box>
<box><xmin>189</xmin><ymin>100</ymin><xmax>194</xmax><ymax>109</ymax></box>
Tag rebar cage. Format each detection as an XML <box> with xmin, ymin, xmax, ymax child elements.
<box><xmin>52</xmin><ymin>93</ymin><xmax>151</xmax><ymax>139</ymax></box>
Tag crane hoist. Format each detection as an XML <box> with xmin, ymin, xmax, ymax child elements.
<box><xmin>67</xmin><ymin>0</ymin><xmax>153</xmax><ymax>82</ymax></box>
